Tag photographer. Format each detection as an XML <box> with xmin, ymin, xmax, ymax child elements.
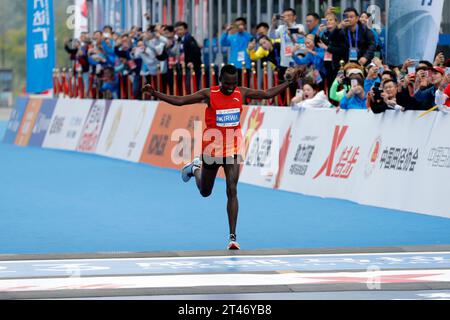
<box><xmin>271</xmin><ymin>8</ymin><xmax>306</xmax><ymax>79</ymax></box>
<box><xmin>369</xmin><ymin>79</ymin><xmax>422</xmax><ymax>114</ymax></box>
<box><xmin>339</xmin><ymin>77</ymin><xmax>367</xmax><ymax>110</ymax></box>
<box><xmin>292</xmin><ymin>34</ymin><xmax>326</xmax><ymax>84</ymax></box>
<box><xmin>329</xmin><ymin>62</ymin><xmax>364</xmax><ymax>103</ymax></box>
<box><xmin>317</xmin><ymin>13</ymin><xmax>347</xmax><ymax>92</ymax></box>
<box><xmin>220</xmin><ymin>17</ymin><xmax>252</xmax><ymax>85</ymax></box>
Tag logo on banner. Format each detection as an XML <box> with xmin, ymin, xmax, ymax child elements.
<box><xmin>365</xmin><ymin>136</ymin><xmax>382</xmax><ymax>178</ymax></box>
<box><xmin>379</xmin><ymin>147</ymin><xmax>419</xmax><ymax>172</ymax></box>
<box><xmin>49</xmin><ymin>116</ymin><xmax>65</xmax><ymax>135</ymax></box>
<box><xmin>313</xmin><ymin>125</ymin><xmax>360</xmax><ymax>180</ymax></box>
<box><xmin>288</xmin><ymin>136</ymin><xmax>317</xmax><ymax>177</ymax></box>
<box><xmin>105</xmin><ymin>106</ymin><xmax>123</xmax><ymax>152</ymax></box>
<box><xmin>127</xmin><ymin>106</ymin><xmax>149</xmax><ymax>157</ymax></box>
<box><xmin>274</xmin><ymin>126</ymin><xmax>292</xmax><ymax>189</ymax></box>
<box><xmin>77</xmin><ymin>100</ymin><xmax>110</xmax><ymax>152</ymax></box>
<box><xmin>427</xmin><ymin>147</ymin><xmax>450</xmax><ymax>169</ymax></box>
<box><xmin>148</xmin><ymin>113</ymin><xmax>172</xmax><ymax>156</ymax></box>
<box><xmin>243</xmin><ymin>107</ymin><xmax>265</xmax><ymax>157</ymax></box>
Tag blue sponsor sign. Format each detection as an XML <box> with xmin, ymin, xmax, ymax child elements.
<box><xmin>2</xmin><ymin>97</ymin><xmax>29</xmax><ymax>144</ymax></box>
<box><xmin>26</xmin><ymin>0</ymin><xmax>55</xmax><ymax>93</ymax></box>
<box><xmin>28</xmin><ymin>98</ymin><xmax>57</xmax><ymax>147</ymax></box>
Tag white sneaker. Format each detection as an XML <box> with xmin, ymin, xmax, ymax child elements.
<box><xmin>227</xmin><ymin>234</ymin><xmax>240</xmax><ymax>250</ymax></box>
<box><xmin>181</xmin><ymin>157</ymin><xmax>201</xmax><ymax>182</ymax></box>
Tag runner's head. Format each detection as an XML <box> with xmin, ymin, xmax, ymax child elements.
<box><xmin>219</xmin><ymin>64</ymin><xmax>238</xmax><ymax>95</ymax></box>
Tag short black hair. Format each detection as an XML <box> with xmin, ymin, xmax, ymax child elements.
<box><xmin>383</xmin><ymin>78</ymin><xmax>398</xmax><ymax>87</ymax></box>
<box><xmin>306</xmin><ymin>13</ymin><xmax>320</xmax><ymax>21</ymax></box>
<box><xmin>164</xmin><ymin>25</ymin><xmax>174</xmax><ymax>33</ymax></box>
<box><xmin>419</xmin><ymin>60</ymin><xmax>433</xmax><ymax>68</ymax></box>
<box><xmin>258</xmin><ymin>35</ymin><xmax>272</xmax><ymax>43</ymax></box>
<box><xmin>283</xmin><ymin>8</ymin><xmax>296</xmax><ymax>16</ymax></box>
<box><xmin>220</xmin><ymin>64</ymin><xmax>238</xmax><ymax>80</ymax></box>
<box><xmin>344</xmin><ymin>7</ymin><xmax>359</xmax><ymax>16</ymax></box>
<box><xmin>235</xmin><ymin>17</ymin><xmax>247</xmax><ymax>25</ymax></box>
<box><xmin>361</xmin><ymin>11</ymin><xmax>372</xmax><ymax>18</ymax></box>
<box><xmin>174</xmin><ymin>21</ymin><xmax>188</xmax><ymax>29</ymax></box>
<box><xmin>256</xmin><ymin>22</ymin><xmax>270</xmax><ymax>30</ymax></box>
<box><xmin>382</xmin><ymin>70</ymin><xmax>397</xmax><ymax>81</ymax></box>
<box><xmin>103</xmin><ymin>25</ymin><xmax>113</xmax><ymax>31</ymax></box>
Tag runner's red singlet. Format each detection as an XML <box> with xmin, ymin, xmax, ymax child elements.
<box><xmin>202</xmin><ymin>86</ymin><xmax>243</xmax><ymax>158</ymax></box>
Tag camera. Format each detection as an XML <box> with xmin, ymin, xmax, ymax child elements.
<box><xmin>275</xmin><ymin>14</ymin><xmax>282</xmax><ymax>20</ymax></box>
<box><xmin>373</xmin><ymin>82</ymin><xmax>382</xmax><ymax>101</ymax></box>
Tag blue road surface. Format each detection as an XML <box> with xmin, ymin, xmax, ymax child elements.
<box><xmin>1</xmin><ymin>121</ymin><xmax>450</xmax><ymax>254</ymax></box>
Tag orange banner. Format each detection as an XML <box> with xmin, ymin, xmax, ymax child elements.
<box><xmin>140</xmin><ymin>102</ymin><xmax>206</xmax><ymax>169</ymax></box>
<box><xmin>140</xmin><ymin>102</ymin><xmax>249</xmax><ymax>174</ymax></box>
<box><xmin>14</xmin><ymin>98</ymin><xmax>43</xmax><ymax>147</ymax></box>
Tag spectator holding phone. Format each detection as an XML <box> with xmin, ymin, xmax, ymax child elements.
<box><xmin>329</xmin><ymin>62</ymin><xmax>364</xmax><ymax>103</ymax></box>
<box><xmin>318</xmin><ymin>14</ymin><xmax>347</xmax><ymax>92</ymax></box>
<box><xmin>220</xmin><ymin>17</ymin><xmax>253</xmax><ymax>85</ymax></box>
<box><xmin>247</xmin><ymin>35</ymin><xmax>281</xmax><ymax>70</ymax></box>
<box><xmin>291</xmin><ymin>81</ymin><xmax>332</xmax><ymax>109</ymax></box>
<box><xmin>292</xmin><ymin>34</ymin><xmax>326</xmax><ymax>82</ymax></box>
<box><xmin>271</xmin><ymin>8</ymin><xmax>306</xmax><ymax>78</ymax></box>
<box><xmin>340</xmin><ymin>7</ymin><xmax>376</xmax><ymax>66</ymax></box>
<box><xmin>305</xmin><ymin>13</ymin><xmax>321</xmax><ymax>36</ymax></box>
<box><xmin>370</xmin><ymin>79</ymin><xmax>422</xmax><ymax>113</ymax></box>
<box><xmin>339</xmin><ymin>77</ymin><xmax>367</xmax><ymax>110</ymax></box>
<box><xmin>414</xmin><ymin>65</ymin><xmax>445</xmax><ymax>109</ymax></box>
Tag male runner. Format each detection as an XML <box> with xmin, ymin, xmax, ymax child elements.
<box><xmin>143</xmin><ymin>64</ymin><xmax>300</xmax><ymax>250</ymax></box>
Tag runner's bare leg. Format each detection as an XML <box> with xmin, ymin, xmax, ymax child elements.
<box><xmin>223</xmin><ymin>161</ymin><xmax>240</xmax><ymax>235</ymax></box>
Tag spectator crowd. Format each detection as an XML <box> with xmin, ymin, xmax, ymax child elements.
<box><xmin>61</xmin><ymin>6</ymin><xmax>450</xmax><ymax>113</ymax></box>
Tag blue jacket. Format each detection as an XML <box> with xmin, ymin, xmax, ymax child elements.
<box><xmin>340</xmin><ymin>94</ymin><xmax>367</xmax><ymax>110</ymax></box>
<box><xmin>220</xmin><ymin>31</ymin><xmax>253</xmax><ymax>69</ymax></box>
<box><xmin>414</xmin><ymin>86</ymin><xmax>436</xmax><ymax>109</ymax></box>
<box><xmin>292</xmin><ymin>48</ymin><xmax>326</xmax><ymax>75</ymax></box>
<box><xmin>364</xmin><ymin>78</ymin><xmax>381</xmax><ymax>96</ymax></box>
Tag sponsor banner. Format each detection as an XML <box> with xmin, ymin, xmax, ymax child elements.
<box><xmin>279</xmin><ymin>109</ymin><xmax>375</xmax><ymax>200</ymax></box>
<box><xmin>77</xmin><ymin>100</ymin><xmax>111</xmax><ymax>153</ymax></box>
<box><xmin>384</xmin><ymin>111</ymin><xmax>449</xmax><ymax>218</ymax></box>
<box><xmin>3</xmin><ymin>97</ymin><xmax>29</xmax><ymax>144</ymax></box>
<box><xmin>239</xmin><ymin>106</ymin><xmax>294</xmax><ymax>189</ymax></box>
<box><xmin>28</xmin><ymin>98</ymin><xmax>58</xmax><ymax>147</ymax></box>
<box><xmin>140</xmin><ymin>102</ymin><xmax>206</xmax><ymax>169</ymax></box>
<box><xmin>42</xmin><ymin>99</ymin><xmax>92</xmax><ymax>150</ymax></box>
<box><xmin>354</xmin><ymin>111</ymin><xmax>436</xmax><ymax>215</ymax></box>
<box><xmin>96</xmin><ymin>100</ymin><xmax>158</xmax><ymax>162</ymax></box>
<box><xmin>14</xmin><ymin>98</ymin><xmax>44</xmax><ymax>146</ymax></box>
<box><xmin>279</xmin><ymin>109</ymin><xmax>449</xmax><ymax>218</ymax></box>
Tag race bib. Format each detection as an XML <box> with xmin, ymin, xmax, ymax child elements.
<box><xmin>216</xmin><ymin>108</ymin><xmax>241</xmax><ymax>127</ymax></box>
<box><xmin>284</xmin><ymin>46</ymin><xmax>293</xmax><ymax>57</ymax></box>
<box><xmin>237</xmin><ymin>51</ymin><xmax>245</xmax><ymax>62</ymax></box>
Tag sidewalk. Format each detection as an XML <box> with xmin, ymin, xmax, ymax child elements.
<box><xmin>0</xmin><ymin>108</ymin><xmax>11</xmax><ymax>121</ymax></box>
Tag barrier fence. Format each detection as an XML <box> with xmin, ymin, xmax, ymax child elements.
<box><xmin>51</xmin><ymin>62</ymin><xmax>292</xmax><ymax>106</ymax></box>
<box><xmin>4</xmin><ymin>97</ymin><xmax>450</xmax><ymax>219</ymax></box>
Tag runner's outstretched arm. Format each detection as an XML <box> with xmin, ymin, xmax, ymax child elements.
<box><xmin>241</xmin><ymin>81</ymin><xmax>292</xmax><ymax>100</ymax></box>
<box><xmin>143</xmin><ymin>84</ymin><xmax>209</xmax><ymax>106</ymax></box>
<box><xmin>240</xmin><ymin>66</ymin><xmax>302</xmax><ymax>101</ymax></box>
